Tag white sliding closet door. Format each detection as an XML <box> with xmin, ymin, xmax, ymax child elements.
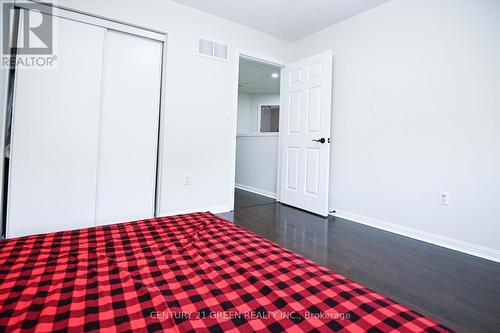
<box><xmin>7</xmin><ymin>14</ymin><xmax>105</xmax><ymax>238</ymax></box>
<box><xmin>95</xmin><ymin>30</ymin><xmax>162</xmax><ymax>226</ymax></box>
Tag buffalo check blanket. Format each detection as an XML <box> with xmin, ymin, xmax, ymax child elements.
<box><xmin>0</xmin><ymin>212</ymin><xmax>451</xmax><ymax>332</ymax></box>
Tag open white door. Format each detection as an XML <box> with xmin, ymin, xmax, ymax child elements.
<box><xmin>279</xmin><ymin>51</ymin><xmax>333</xmax><ymax>216</ymax></box>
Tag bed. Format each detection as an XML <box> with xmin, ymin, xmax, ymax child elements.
<box><xmin>0</xmin><ymin>212</ymin><xmax>451</xmax><ymax>332</ymax></box>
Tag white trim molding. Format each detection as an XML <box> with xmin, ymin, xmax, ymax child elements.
<box><xmin>238</xmin><ymin>50</ymin><xmax>286</xmax><ymax>68</ymax></box>
<box><xmin>19</xmin><ymin>1</ymin><xmax>165</xmax><ymax>41</ymax></box>
<box><xmin>235</xmin><ymin>184</ymin><xmax>277</xmax><ymax>199</ymax></box>
<box><xmin>236</xmin><ymin>133</ymin><xmax>279</xmax><ymax>138</ymax></box>
<box><xmin>159</xmin><ymin>205</ymin><xmax>232</xmax><ymax>217</ymax></box>
<box><xmin>331</xmin><ymin>209</ymin><xmax>500</xmax><ymax>264</ymax></box>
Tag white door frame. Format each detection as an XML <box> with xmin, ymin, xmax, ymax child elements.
<box><xmin>230</xmin><ymin>50</ymin><xmax>286</xmax><ymax>210</ymax></box>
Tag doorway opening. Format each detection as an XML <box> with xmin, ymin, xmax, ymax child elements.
<box><xmin>234</xmin><ymin>56</ymin><xmax>282</xmax><ymax>200</ymax></box>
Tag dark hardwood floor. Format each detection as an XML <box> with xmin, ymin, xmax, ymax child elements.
<box><xmin>218</xmin><ymin>189</ymin><xmax>500</xmax><ymax>333</ymax></box>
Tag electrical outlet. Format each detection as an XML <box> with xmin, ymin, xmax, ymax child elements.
<box><xmin>438</xmin><ymin>191</ymin><xmax>450</xmax><ymax>206</ymax></box>
<box><xmin>184</xmin><ymin>175</ymin><xmax>191</xmax><ymax>185</ymax></box>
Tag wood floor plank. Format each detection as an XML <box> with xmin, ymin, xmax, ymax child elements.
<box><xmin>218</xmin><ymin>188</ymin><xmax>500</xmax><ymax>333</ymax></box>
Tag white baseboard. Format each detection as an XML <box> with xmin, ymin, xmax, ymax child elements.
<box><xmin>159</xmin><ymin>204</ymin><xmax>232</xmax><ymax>217</ymax></box>
<box><xmin>331</xmin><ymin>209</ymin><xmax>500</xmax><ymax>264</ymax></box>
<box><xmin>235</xmin><ymin>183</ymin><xmax>276</xmax><ymax>199</ymax></box>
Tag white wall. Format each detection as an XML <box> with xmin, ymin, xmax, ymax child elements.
<box><xmin>33</xmin><ymin>0</ymin><xmax>293</xmax><ymax>215</ymax></box>
<box><xmin>293</xmin><ymin>0</ymin><xmax>500</xmax><ymax>256</ymax></box>
<box><xmin>235</xmin><ymin>134</ymin><xmax>279</xmax><ymax>197</ymax></box>
<box><xmin>4</xmin><ymin>0</ymin><xmax>498</xmax><ymax>260</ymax></box>
<box><xmin>236</xmin><ymin>92</ymin><xmax>252</xmax><ymax>133</ymax></box>
<box><xmin>235</xmin><ymin>91</ymin><xmax>280</xmax><ymax>196</ymax></box>
<box><xmin>237</xmin><ymin>92</ymin><xmax>280</xmax><ymax>133</ymax></box>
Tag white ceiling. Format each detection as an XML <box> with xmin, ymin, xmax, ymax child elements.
<box><xmin>239</xmin><ymin>58</ymin><xmax>281</xmax><ymax>94</ymax></box>
<box><xmin>172</xmin><ymin>0</ymin><xmax>390</xmax><ymax>41</ymax></box>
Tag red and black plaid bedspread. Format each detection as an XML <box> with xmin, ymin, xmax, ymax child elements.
<box><xmin>0</xmin><ymin>212</ymin><xmax>451</xmax><ymax>332</ymax></box>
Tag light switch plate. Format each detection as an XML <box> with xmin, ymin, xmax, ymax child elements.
<box><xmin>438</xmin><ymin>191</ymin><xmax>450</xmax><ymax>206</ymax></box>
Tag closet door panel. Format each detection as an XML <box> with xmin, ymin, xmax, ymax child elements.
<box><xmin>95</xmin><ymin>30</ymin><xmax>162</xmax><ymax>226</ymax></box>
<box><xmin>7</xmin><ymin>14</ymin><xmax>105</xmax><ymax>237</ymax></box>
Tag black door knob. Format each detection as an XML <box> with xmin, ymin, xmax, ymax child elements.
<box><xmin>312</xmin><ymin>138</ymin><xmax>326</xmax><ymax>144</ymax></box>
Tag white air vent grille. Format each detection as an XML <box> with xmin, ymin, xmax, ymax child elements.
<box><xmin>197</xmin><ymin>38</ymin><xmax>228</xmax><ymax>61</ymax></box>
